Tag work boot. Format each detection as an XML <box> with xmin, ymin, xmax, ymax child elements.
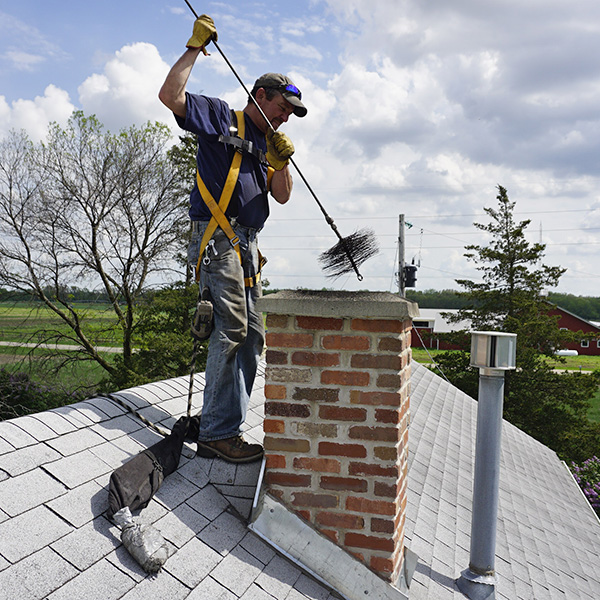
<box><xmin>197</xmin><ymin>435</ymin><xmax>264</xmax><ymax>463</ymax></box>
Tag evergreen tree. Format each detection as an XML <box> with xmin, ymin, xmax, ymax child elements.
<box><xmin>434</xmin><ymin>185</ymin><xmax>600</xmax><ymax>462</ymax></box>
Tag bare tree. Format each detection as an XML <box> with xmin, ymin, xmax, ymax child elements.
<box><xmin>0</xmin><ymin>112</ymin><xmax>186</xmax><ymax>382</ymax></box>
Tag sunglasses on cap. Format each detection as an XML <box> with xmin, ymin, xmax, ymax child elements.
<box><xmin>280</xmin><ymin>84</ymin><xmax>302</xmax><ymax>100</ymax></box>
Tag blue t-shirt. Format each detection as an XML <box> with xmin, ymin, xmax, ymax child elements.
<box><xmin>175</xmin><ymin>93</ymin><xmax>270</xmax><ymax>229</ymax></box>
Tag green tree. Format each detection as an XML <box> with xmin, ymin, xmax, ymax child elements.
<box><xmin>0</xmin><ymin>113</ymin><xmax>189</xmax><ymax>391</ymax></box>
<box><xmin>434</xmin><ymin>185</ymin><xmax>600</xmax><ymax>462</ymax></box>
<box><xmin>105</xmin><ymin>282</ymin><xmax>207</xmax><ymax>390</ymax></box>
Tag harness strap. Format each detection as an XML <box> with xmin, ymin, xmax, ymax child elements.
<box><xmin>195</xmin><ymin>111</ymin><xmax>265</xmax><ymax>288</ymax></box>
<box><xmin>218</xmin><ymin>134</ymin><xmax>268</xmax><ymax>165</ymax></box>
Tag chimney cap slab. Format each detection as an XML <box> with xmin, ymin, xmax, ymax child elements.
<box><xmin>257</xmin><ymin>290</ymin><xmax>419</xmax><ymax>320</ymax></box>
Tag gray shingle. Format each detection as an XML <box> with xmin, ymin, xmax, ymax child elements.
<box><xmin>187</xmin><ymin>575</ymin><xmax>237</xmax><ymax>600</ymax></box>
<box><xmin>163</xmin><ymin>536</ymin><xmax>223</xmax><ymax>588</ymax></box>
<box><xmin>50</xmin><ymin>515</ymin><xmax>118</xmax><ymax>571</ymax></box>
<box><xmin>46</xmin><ymin>479</ymin><xmax>105</xmax><ymax>528</ymax></box>
<box><xmin>0</xmin><ymin>467</ymin><xmax>66</xmax><ymax>516</ymax></box>
<box><xmin>0</xmin><ymin>420</ymin><xmax>37</xmax><ymax>448</ymax></box>
<box><xmin>43</xmin><ymin>448</ymin><xmax>112</xmax><ymax>488</ymax></box>
<box><xmin>0</xmin><ymin>505</ymin><xmax>72</xmax><ymax>562</ymax></box>
<box><xmin>0</xmin><ymin>547</ymin><xmax>78</xmax><ymax>600</ymax></box>
<box><xmin>154</xmin><ymin>501</ymin><xmax>210</xmax><ymax>548</ymax></box>
<box><xmin>0</xmin><ymin>441</ymin><xmax>61</xmax><ymax>476</ymax></box>
<box><xmin>211</xmin><ymin>544</ymin><xmax>265</xmax><ymax>596</ymax></box>
<box><xmin>46</xmin><ymin>557</ymin><xmax>136</xmax><ymax>600</ymax></box>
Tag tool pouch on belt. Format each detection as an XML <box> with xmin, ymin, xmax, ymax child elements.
<box><xmin>191</xmin><ymin>287</ymin><xmax>213</xmax><ymax>341</ymax></box>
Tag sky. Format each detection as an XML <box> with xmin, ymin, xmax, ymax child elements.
<box><xmin>2</xmin><ymin>0</ymin><xmax>600</xmax><ymax>297</ymax></box>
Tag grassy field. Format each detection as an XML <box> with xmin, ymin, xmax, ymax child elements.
<box><xmin>0</xmin><ymin>302</ymin><xmax>121</xmax><ymax>395</ymax></box>
<box><xmin>0</xmin><ymin>302</ymin><xmax>123</xmax><ymax>346</ymax></box>
<box><xmin>411</xmin><ymin>347</ymin><xmax>600</xmax><ymax>423</ymax></box>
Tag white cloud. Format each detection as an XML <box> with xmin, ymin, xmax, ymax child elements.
<box><xmin>78</xmin><ymin>42</ymin><xmax>171</xmax><ymax>132</ymax></box>
<box><xmin>3</xmin><ymin>50</ymin><xmax>46</xmax><ymax>72</ymax></box>
<box><xmin>0</xmin><ymin>85</ymin><xmax>75</xmax><ymax>142</ymax></box>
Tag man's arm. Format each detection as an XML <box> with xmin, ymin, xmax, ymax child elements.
<box><xmin>158</xmin><ymin>15</ymin><xmax>217</xmax><ymax>118</ymax></box>
<box><xmin>158</xmin><ymin>48</ymin><xmax>202</xmax><ymax>118</ymax></box>
<box><xmin>270</xmin><ymin>167</ymin><xmax>293</xmax><ymax>205</ymax></box>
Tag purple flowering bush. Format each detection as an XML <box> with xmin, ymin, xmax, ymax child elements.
<box><xmin>571</xmin><ymin>457</ymin><xmax>600</xmax><ymax>516</ymax></box>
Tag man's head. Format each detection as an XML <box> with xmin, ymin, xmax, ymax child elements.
<box><xmin>251</xmin><ymin>73</ymin><xmax>307</xmax><ymax>118</ymax></box>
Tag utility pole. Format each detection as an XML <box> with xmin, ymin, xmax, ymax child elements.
<box><xmin>398</xmin><ymin>214</ymin><xmax>406</xmax><ymax>297</ymax></box>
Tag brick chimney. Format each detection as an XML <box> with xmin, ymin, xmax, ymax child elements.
<box><xmin>255</xmin><ymin>290</ymin><xmax>418</xmax><ymax>588</ymax></box>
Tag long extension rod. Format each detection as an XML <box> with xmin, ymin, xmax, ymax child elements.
<box><xmin>183</xmin><ymin>0</ymin><xmax>363</xmax><ymax>280</ymax></box>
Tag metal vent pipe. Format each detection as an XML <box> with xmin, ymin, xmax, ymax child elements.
<box><xmin>457</xmin><ymin>332</ymin><xmax>517</xmax><ymax>600</ymax></box>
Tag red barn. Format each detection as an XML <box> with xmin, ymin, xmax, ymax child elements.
<box><xmin>546</xmin><ymin>305</ymin><xmax>600</xmax><ymax>356</ymax></box>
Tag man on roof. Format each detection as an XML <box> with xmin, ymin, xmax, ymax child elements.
<box><xmin>159</xmin><ymin>15</ymin><xmax>306</xmax><ymax>463</ymax></box>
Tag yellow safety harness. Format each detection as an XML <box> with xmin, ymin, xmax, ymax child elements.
<box><xmin>195</xmin><ymin>110</ymin><xmax>271</xmax><ymax>287</ymax></box>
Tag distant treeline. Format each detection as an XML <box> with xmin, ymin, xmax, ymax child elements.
<box><xmin>3</xmin><ymin>286</ymin><xmax>599</xmax><ymax>322</ymax></box>
<box><xmin>406</xmin><ymin>289</ymin><xmax>600</xmax><ymax>322</ymax></box>
<box><xmin>0</xmin><ymin>287</ymin><xmax>112</xmax><ymax>304</ymax></box>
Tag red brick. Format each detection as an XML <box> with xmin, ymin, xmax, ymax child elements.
<box><xmin>263</xmin><ymin>419</ymin><xmax>285</xmax><ymax>434</ymax></box>
<box><xmin>293</xmin><ymin>457</ymin><xmax>341</xmax><ymax>473</ymax></box>
<box><xmin>346</xmin><ymin>496</ymin><xmax>395</xmax><ymax>516</ymax></box>
<box><xmin>374</xmin><ymin>481</ymin><xmax>397</xmax><ymax>498</ymax></box>
<box><xmin>266</xmin><ymin>349</ymin><xmax>288</xmax><ymax>365</ymax></box>
<box><xmin>321</xmin><ymin>529</ymin><xmax>339</xmax><ymax>543</ymax></box>
<box><xmin>351</xmin><ymin>318</ymin><xmax>404</xmax><ymax>333</ymax></box>
<box><xmin>375</xmin><ymin>409</ymin><xmax>399</xmax><ymax>424</ymax></box>
<box><xmin>266</xmin><ymin>314</ymin><xmax>289</xmax><ymax>329</ymax></box>
<box><xmin>377</xmin><ymin>373</ymin><xmax>402</xmax><ymax>389</ymax></box>
<box><xmin>350</xmin><ymin>390</ymin><xmax>400</xmax><ymax>406</ymax></box>
<box><xmin>374</xmin><ymin>446</ymin><xmax>397</xmax><ymax>461</ymax></box>
<box><xmin>318</xmin><ymin>405</ymin><xmax>367</xmax><ymax>422</ymax></box>
<box><xmin>320</xmin><ymin>476</ymin><xmax>368</xmax><ymax>493</ymax></box>
<box><xmin>292</xmin><ymin>387</ymin><xmax>339</xmax><ymax>403</ymax></box>
<box><xmin>371</xmin><ymin>517</ymin><xmax>395</xmax><ymax>534</ymax></box>
<box><xmin>349</xmin><ymin>462</ymin><xmax>398</xmax><ymax>478</ymax></box>
<box><xmin>344</xmin><ymin>532</ymin><xmax>394</xmax><ymax>552</ymax></box>
<box><xmin>370</xmin><ymin>556</ymin><xmax>395</xmax><ymax>576</ymax></box>
<box><xmin>349</xmin><ymin>426</ymin><xmax>397</xmax><ymax>442</ymax></box>
<box><xmin>350</xmin><ymin>354</ymin><xmax>402</xmax><ymax>370</ymax></box>
<box><xmin>321</xmin><ymin>370</ymin><xmax>370</xmax><ymax>387</ymax></box>
<box><xmin>296</xmin><ymin>316</ymin><xmax>344</xmax><ymax>331</ymax></box>
<box><xmin>264</xmin><ymin>437</ymin><xmax>310</xmax><ymax>452</ymax></box>
<box><xmin>378</xmin><ymin>336</ymin><xmax>404</xmax><ymax>352</ymax></box>
<box><xmin>321</xmin><ymin>335</ymin><xmax>370</xmax><ymax>351</ymax></box>
<box><xmin>266</xmin><ymin>454</ymin><xmax>286</xmax><ymax>469</ymax></box>
<box><xmin>266</xmin><ymin>472</ymin><xmax>312</xmax><ymax>487</ymax></box>
<box><xmin>292</xmin><ymin>492</ymin><xmax>338</xmax><ymax>508</ymax></box>
<box><xmin>265</xmin><ymin>384</ymin><xmax>287</xmax><ymax>400</ymax></box>
<box><xmin>316</xmin><ymin>512</ymin><xmax>365</xmax><ymax>530</ymax></box>
<box><xmin>265</xmin><ymin>402</ymin><xmax>311</xmax><ymax>418</ymax></box>
<box><xmin>292</xmin><ymin>351</ymin><xmax>340</xmax><ymax>367</ymax></box>
<box><xmin>266</xmin><ymin>332</ymin><xmax>314</xmax><ymax>348</ymax></box>
<box><xmin>319</xmin><ymin>442</ymin><xmax>367</xmax><ymax>458</ymax></box>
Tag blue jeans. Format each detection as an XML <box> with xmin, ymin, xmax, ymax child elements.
<box><xmin>188</xmin><ymin>221</ymin><xmax>265</xmax><ymax>441</ymax></box>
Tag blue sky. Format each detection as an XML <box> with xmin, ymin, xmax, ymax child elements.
<box><xmin>2</xmin><ymin>0</ymin><xmax>600</xmax><ymax>297</ymax></box>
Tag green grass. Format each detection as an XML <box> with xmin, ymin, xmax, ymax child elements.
<box><xmin>0</xmin><ymin>301</ymin><xmax>124</xmax><ymax>346</ymax></box>
<box><xmin>0</xmin><ymin>344</ymin><xmax>114</xmax><ymax>394</ymax></box>
<box><xmin>588</xmin><ymin>388</ymin><xmax>600</xmax><ymax>423</ymax></box>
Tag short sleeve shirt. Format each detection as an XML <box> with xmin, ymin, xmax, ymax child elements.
<box><xmin>175</xmin><ymin>93</ymin><xmax>270</xmax><ymax>229</ymax></box>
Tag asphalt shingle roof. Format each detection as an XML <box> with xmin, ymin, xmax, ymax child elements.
<box><xmin>0</xmin><ymin>360</ymin><xmax>599</xmax><ymax>600</ymax></box>
<box><xmin>406</xmin><ymin>361</ymin><xmax>600</xmax><ymax>599</ymax></box>
<box><xmin>0</xmin><ymin>366</ymin><xmax>338</xmax><ymax>600</ymax></box>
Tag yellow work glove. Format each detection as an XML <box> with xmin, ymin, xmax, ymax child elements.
<box><xmin>186</xmin><ymin>15</ymin><xmax>218</xmax><ymax>51</ymax></box>
<box><xmin>266</xmin><ymin>130</ymin><xmax>294</xmax><ymax>171</ymax></box>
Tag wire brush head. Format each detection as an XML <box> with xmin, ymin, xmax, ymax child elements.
<box><xmin>318</xmin><ymin>228</ymin><xmax>379</xmax><ymax>279</ymax></box>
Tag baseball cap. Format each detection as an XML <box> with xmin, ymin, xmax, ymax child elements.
<box><xmin>253</xmin><ymin>73</ymin><xmax>307</xmax><ymax>117</ymax></box>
